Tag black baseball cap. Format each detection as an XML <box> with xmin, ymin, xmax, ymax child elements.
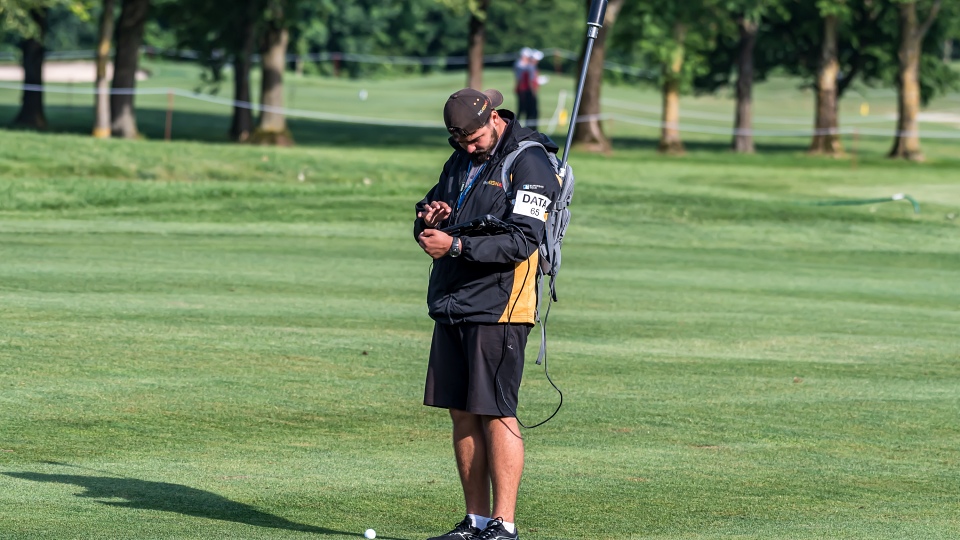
<box><xmin>443</xmin><ymin>88</ymin><xmax>504</xmax><ymax>136</ymax></box>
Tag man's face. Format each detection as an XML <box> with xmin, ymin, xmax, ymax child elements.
<box><xmin>455</xmin><ymin>112</ymin><xmax>500</xmax><ymax>165</ymax></box>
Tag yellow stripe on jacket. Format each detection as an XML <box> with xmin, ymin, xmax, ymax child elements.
<box><xmin>499</xmin><ymin>249</ymin><xmax>539</xmax><ymax>324</ymax></box>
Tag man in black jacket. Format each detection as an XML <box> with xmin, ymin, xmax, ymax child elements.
<box><xmin>414</xmin><ymin>88</ymin><xmax>561</xmax><ymax>540</ymax></box>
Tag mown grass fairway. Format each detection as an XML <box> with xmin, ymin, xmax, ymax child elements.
<box><xmin>2</xmin><ymin>68</ymin><xmax>960</xmax><ymax>539</ymax></box>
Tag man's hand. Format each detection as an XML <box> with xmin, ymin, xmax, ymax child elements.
<box><xmin>418</xmin><ymin>229</ymin><xmax>454</xmax><ymax>259</ymax></box>
<box><xmin>418</xmin><ymin>201</ymin><xmax>452</xmax><ymax>228</ymax></box>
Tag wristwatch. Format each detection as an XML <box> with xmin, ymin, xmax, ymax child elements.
<box><xmin>449</xmin><ymin>237</ymin><xmax>462</xmax><ymax>257</ymax></box>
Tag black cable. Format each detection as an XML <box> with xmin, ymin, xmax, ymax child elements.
<box><xmin>493</xmin><ymin>222</ymin><xmax>563</xmax><ymax>429</ymax></box>
<box><xmin>526</xmin><ymin>294</ymin><xmax>563</xmax><ymax>428</ymax></box>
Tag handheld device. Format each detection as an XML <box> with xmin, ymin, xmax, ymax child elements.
<box><xmin>440</xmin><ymin>214</ymin><xmax>514</xmax><ymax>237</ymax></box>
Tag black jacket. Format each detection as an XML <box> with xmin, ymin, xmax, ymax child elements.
<box><xmin>414</xmin><ymin>111</ymin><xmax>562</xmax><ymax>325</ymax></box>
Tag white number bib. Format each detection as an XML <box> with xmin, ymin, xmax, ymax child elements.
<box><xmin>512</xmin><ymin>190</ymin><xmax>552</xmax><ymax>222</ymax></box>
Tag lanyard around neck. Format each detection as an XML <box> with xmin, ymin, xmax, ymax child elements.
<box><xmin>456</xmin><ymin>161</ymin><xmax>486</xmax><ymax>210</ymax></box>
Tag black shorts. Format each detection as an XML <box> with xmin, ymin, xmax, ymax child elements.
<box><xmin>424</xmin><ymin>322</ymin><xmax>531</xmax><ymax>417</ymax></box>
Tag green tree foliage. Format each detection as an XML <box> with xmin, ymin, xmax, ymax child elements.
<box><xmin>45</xmin><ymin>2</ymin><xmax>97</xmax><ymax>49</ymax></box>
<box><xmin>292</xmin><ymin>0</ymin><xmax>457</xmax><ymax>78</ymax></box>
<box><xmin>707</xmin><ymin>0</ymin><xmax>958</xmax><ymax>104</ymax></box>
<box><xmin>902</xmin><ymin>0</ymin><xmax>960</xmax><ymax>103</ymax></box>
<box><xmin>693</xmin><ymin>0</ymin><xmax>790</xmax><ymax>94</ymax></box>
<box><xmin>1</xmin><ymin>1</ymin><xmax>91</xmax><ymax>129</ymax></box>
<box><xmin>484</xmin><ymin>0</ymin><xmax>582</xmax><ymax>59</ymax></box>
<box><xmin>154</xmin><ymin>0</ymin><xmax>254</xmax><ymax>88</ymax></box>
<box><xmin>1</xmin><ymin>0</ymin><xmax>92</xmax><ymax>59</ymax></box>
<box><xmin>5</xmin><ymin>0</ymin><xmax>583</xmax><ymax>78</ymax></box>
<box><xmin>0</xmin><ymin>0</ymin><xmax>90</xmax><ymax>39</ymax></box>
<box><xmin>613</xmin><ymin>0</ymin><xmax>727</xmax><ymax>153</ymax></box>
<box><xmin>760</xmin><ymin>1</ymin><xmax>888</xmax><ymax>98</ymax></box>
<box><xmin>286</xmin><ymin>0</ymin><xmax>582</xmax><ymax>78</ymax></box>
<box><xmin>614</xmin><ymin>0</ymin><xmax>727</xmax><ymax>95</ymax></box>
<box><xmin>140</xmin><ymin>0</ymin><xmax>175</xmax><ymax>50</ymax></box>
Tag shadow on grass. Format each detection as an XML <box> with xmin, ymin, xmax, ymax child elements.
<box><xmin>0</xmin><ymin>103</ymin><xmax>807</xmax><ymax>155</ymax></box>
<box><xmin>4</xmin><ymin>470</ymin><xmax>407</xmax><ymax>539</ymax></box>
<box><xmin>1</xmin><ymin>102</ymin><xmax>886</xmax><ymax>161</ymax></box>
<box><xmin>0</xmin><ymin>104</ymin><xmax>448</xmax><ymax>149</ymax></box>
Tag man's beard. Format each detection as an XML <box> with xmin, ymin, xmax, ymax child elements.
<box><xmin>470</xmin><ymin>128</ymin><xmax>499</xmax><ymax>165</ymax></box>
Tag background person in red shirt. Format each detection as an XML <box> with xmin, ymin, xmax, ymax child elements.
<box><xmin>513</xmin><ymin>48</ymin><xmax>542</xmax><ymax>128</ymax></box>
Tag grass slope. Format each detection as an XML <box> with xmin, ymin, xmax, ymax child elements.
<box><xmin>1</xmin><ymin>75</ymin><xmax>960</xmax><ymax>539</ymax></box>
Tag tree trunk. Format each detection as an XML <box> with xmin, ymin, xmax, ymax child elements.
<box><xmin>889</xmin><ymin>1</ymin><xmax>942</xmax><ymax>161</ymax></box>
<box><xmin>110</xmin><ymin>0</ymin><xmax>149</xmax><ymax>139</ymax></box>
<box><xmin>732</xmin><ymin>17</ymin><xmax>758</xmax><ymax>154</ymax></box>
<box><xmin>466</xmin><ymin>0</ymin><xmax>490</xmax><ymax>90</ymax></box>
<box><xmin>12</xmin><ymin>9</ymin><xmax>48</xmax><ymax>130</ymax></box>
<box><xmin>945</xmin><ymin>38</ymin><xmax>954</xmax><ymax>63</ymax></box>
<box><xmin>659</xmin><ymin>23</ymin><xmax>686</xmax><ymax>155</ymax></box>
<box><xmin>253</xmin><ymin>19</ymin><xmax>293</xmax><ymax>146</ymax></box>
<box><xmin>571</xmin><ymin>0</ymin><xmax>624</xmax><ymax>153</ymax></box>
<box><xmin>93</xmin><ymin>0</ymin><xmax>115</xmax><ymax>138</ymax></box>
<box><xmin>810</xmin><ymin>14</ymin><xmax>843</xmax><ymax>155</ymax></box>
<box><xmin>230</xmin><ymin>0</ymin><xmax>257</xmax><ymax>142</ymax></box>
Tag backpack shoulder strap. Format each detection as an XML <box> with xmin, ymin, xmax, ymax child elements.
<box><xmin>500</xmin><ymin>140</ymin><xmax>553</xmax><ymax>193</ymax></box>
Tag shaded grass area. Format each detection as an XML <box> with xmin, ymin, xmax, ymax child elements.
<box><xmin>4</xmin><ymin>471</ymin><xmax>349</xmax><ymax>535</ymax></box>
<box><xmin>0</xmin><ymin>103</ymin><xmax>450</xmax><ymax>148</ymax></box>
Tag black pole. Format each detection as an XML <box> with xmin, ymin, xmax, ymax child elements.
<box><xmin>560</xmin><ymin>0</ymin><xmax>608</xmax><ymax>170</ymax></box>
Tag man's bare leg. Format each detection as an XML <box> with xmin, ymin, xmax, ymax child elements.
<box><xmin>483</xmin><ymin>415</ymin><xmax>524</xmax><ymax>522</ymax></box>
<box><xmin>450</xmin><ymin>409</ymin><xmax>491</xmax><ymax>517</ymax></box>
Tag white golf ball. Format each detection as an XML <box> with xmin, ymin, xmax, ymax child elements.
<box><xmin>358</xmin><ymin>89</ymin><xmax>368</xmax><ymax>101</ymax></box>
<box><xmin>364</xmin><ymin>529</ymin><xmax>376</xmax><ymax>539</ymax></box>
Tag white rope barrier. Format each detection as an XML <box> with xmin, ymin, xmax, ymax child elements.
<box><xmin>600</xmin><ymin>112</ymin><xmax>960</xmax><ymax>138</ymax></box>
<box><xmin>601</xmin><ymin>97</ymin><xmax>899</xmax><ymax>125</ymax></box>
<box><xmin>0</xmin><ymin>47</ymin><xmax>657</xmax><ymax>76</ymax></box>
<box><xmin>1</xmin><ymin>81</ymin><xmax>958</xmax><ymax>138</ymax></box>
